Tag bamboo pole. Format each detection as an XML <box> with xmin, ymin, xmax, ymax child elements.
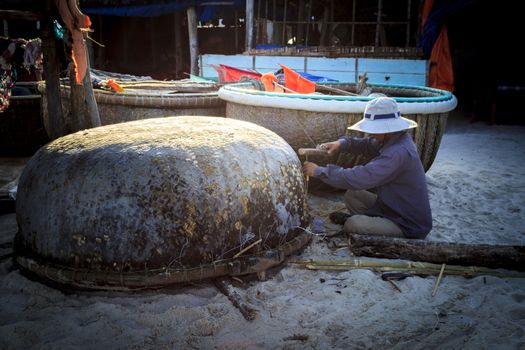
<box><xmin>288</xmin><ymin>259</ymin><xmax>525</xmax><ymax>278</ymax></box>
<box><xmin>316</xmin><ymin>84</ymin><xmax>358</xmax><ymax>96</ymax></box>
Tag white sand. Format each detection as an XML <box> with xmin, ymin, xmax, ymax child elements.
<box><xmin>1</xmin><ymin>115</ymin><xmax>525</xmax><ymax>349</ymax></box>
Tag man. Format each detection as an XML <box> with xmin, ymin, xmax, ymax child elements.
<box><xmin>302</xmin><ymin>97</ymin><xmax>432</xmax><ymax>239</ymax></box>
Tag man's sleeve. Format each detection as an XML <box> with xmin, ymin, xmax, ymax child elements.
<box><xmin>314</xmin><ymin>150</ymin><xmax>405</xmax><ymax>190</ymax></box>
<box><xmin>338</xmin><ymin>136</ymin><xmax>381</xmax><ymax>158</ymax></box>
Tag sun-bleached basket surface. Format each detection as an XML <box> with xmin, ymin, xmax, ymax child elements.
<box><xmin>14</xmin><ymin>116</ymin><xmax>310</xmax><ymax>291</ymax></box>
<box><xmin>220</xmin><ymin>82</ymin><xmax>457</xmax><ymax>171</ymax></box>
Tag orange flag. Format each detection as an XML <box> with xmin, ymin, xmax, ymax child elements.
<box><xmin>280</xmin><ymin>65</ymin><xmax>316</xmax><ymax>94</ymax></box>
<box><xmin>260</xmin><ymin>72</ymin><xmax>277</xmax><ymax>92</ymax></box>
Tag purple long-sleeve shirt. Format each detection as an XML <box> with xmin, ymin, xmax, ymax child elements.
<box><xmin>314</xmin><ymin>132</ymin><xmax>432</xmax><ymax>238</ymax></box>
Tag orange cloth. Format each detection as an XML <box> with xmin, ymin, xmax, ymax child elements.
<box><xmin>211</xmin><ymin>64</ymin><xmax>261</xmax><ymax>83</ymax></box>
<box><xmin>421</xmin><ymin>0</ymin><xmax>454</xmax><ymax>92</ymax></box>
<box><xmin>55</xmin><ymin>0</ymin><xmax>91</xmax><ymax>84</ymax></box>
<box><xmin>428</xmin><ymin>26</ymin><xmax>454</xmax><ymax>92</ymax></box>
<box><xmin>421</xmin><ymin>0</ymin><xmax>433</xmax><ymax>29</ymax></box>
<box><xmin>260</xmin><ymin>72</ymin><xmax>285</xmax><ymax>92</ymax></box>
<box><xmin>280</xmin><ymin>65</ymin><xmax>316</xmax><ymax>94</ymax></box>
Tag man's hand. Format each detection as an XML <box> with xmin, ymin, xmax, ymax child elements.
<box><xmin>302</xmin><ymin>161</ymin><xmax>318</xmax><ymax>177</ymax></box>
<box><xmin>319</xmin><ymin>141</ymin><xmax>341</xmax><ymax>155</ymax></box>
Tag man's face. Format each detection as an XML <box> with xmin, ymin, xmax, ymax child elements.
<box><xmin>371</xmin><ymin>133</ymin><xmax>386</xmax><ymax>141</ymax></box>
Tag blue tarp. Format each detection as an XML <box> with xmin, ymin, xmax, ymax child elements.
<box><xmin>275</xmin><ymin>72</ymin><xmax>338</xmax><ymax>83</ymax></box>
<box><xmin>420</xmin><ymin>0</ymin><xmax>475</xmax><ymax>56</ymax></box>
<box><xmin>82</xmin><ymin>0</ymin><xmax>243</xmax><ymax>18</ymax></box>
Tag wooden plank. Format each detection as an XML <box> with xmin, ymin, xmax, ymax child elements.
<box><xmin>349</xmin><ymin>234</ymin><xmax>525</xmax><ymax>271</ymax></box>
<box><xmin>307</xmin><ymin>57</ymin><xmax>356</xmax><ymax>72</ymax></box>
<box><xmin>357</xmin><ymin>58</ymin><xmax>427</xmax><ymax>74</ymax></box>
<box><xmin>0</xmin><ymin>10</ymin><xmax>43</xmax><ymax>21</ymax></box>
<box><xmin>254</xmin><ymin>55</ymin><xmax>304</xmax><ymax>72</ymax></box>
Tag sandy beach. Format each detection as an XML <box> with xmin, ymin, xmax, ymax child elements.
<box><xmin>1</xmin><ymin>113</ymin><xmax>524</xmax><ymax>350</ymax></box>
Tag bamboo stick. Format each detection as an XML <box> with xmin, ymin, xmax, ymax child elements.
<box><xmin>288</xmin><ymin>259</ymin><xmax>525</xmax><ymax>278</ymax></box>
<box><xmin>432</xmin><ymin>263</ymin><xmax>446</xmax><ymax>297</ymax></box>
<box><xmin>315</xmin><ymin>84</ymin><xmax>358</xmax><ymax>96</ymax></box>
<box><xmin>273</xmin><ymin>81</ymin><xmax>297</xmax><ymax>93</ymax></box>
<box><xmin>233</xmin><ymin>239</ymin><xmax>262</xmax><ymax>258</ymax></box>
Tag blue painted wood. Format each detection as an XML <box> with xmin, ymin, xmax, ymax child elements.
<box><xmin>201</xmin><ymin>54</ymin><xmax>428</xmax><ymax>86</ymax></box>
<box><xmin>307</xmin><ymin>57</ymin><xmax>357</xmax><ymax>83</ymax></box>
<box><xmin>201</xmin><ymin>54</ymin><xmax>254</xmax><ymax>78</ymax></box>
<box><xmin>363</xmin><ymin>72</ymin><xmax>426</xmax><ymax>86</ymax></box>
<box><xmin>307</xmin><ymin>57</ymin><xmax>356</xmax><ymax>72</ymax></box>
<box><xmin>357</xmin><ymin>58</ymin><xmax>427</xmax><ymax>74</ymax></box>
<box><xmin>307</xmin><ymin>70</ymin><xmax>355</xmax><ymax>83</ymax></box>
<box><xmin>255</xmin><ymin>56</ymin><xmax>305</xmax><ymax>73</ymax></box>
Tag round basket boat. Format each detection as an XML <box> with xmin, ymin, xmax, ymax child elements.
<box><xmin>14</xmin><ymin>116</ymin><xmax>310</xmax><ymax>291</ymax></box>
<box><xmin>219</xmin><ymin>82</ymin><xmax>458</xmax><ymax>171</ymax></box>
<box><xmin>38</xmin><ymin>79</ymin><xmax>225</xmax><ymax>130</ymax></box>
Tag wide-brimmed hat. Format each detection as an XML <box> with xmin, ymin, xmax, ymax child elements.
<box><xmin>348</xmin><ymin>97</ymin><xmax>418</xmax><ymax>134</ymax></box>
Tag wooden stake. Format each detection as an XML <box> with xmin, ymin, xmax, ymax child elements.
<box><xmin>214</xmin><ymin>278</ymin><xmax>258</xmax><ymax>321</ymax></box>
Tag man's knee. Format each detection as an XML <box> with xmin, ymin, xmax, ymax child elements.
<box><xmin>344</xmin><ymin>190</ymin><xmax>376</xmax><ymax>215</ymax></box>
<box><xmin>343</xmin><ymin>215</ymin><xmax>404</xmax><ymax>237</ymax></box>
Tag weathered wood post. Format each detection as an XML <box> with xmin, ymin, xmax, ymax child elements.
<box><xmin>245</xmin><ymin>0</ymin><xmax>254</xmax><ymax>51</ymax></box>
<box><xmin>68</xmin><ymin>45</ymin><xmax>100</xmax><ymax>132</ymax></box>
<box><xmin>186</xmin><ymin>6</ymin><xmax>199</xmax><ymax>76</ymax></box>
<box><xmin>41</xmin><ymin>0</ymin><xmax>67</xmax><ymax>139</ymax></box>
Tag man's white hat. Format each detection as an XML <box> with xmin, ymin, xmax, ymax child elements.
<box><xmin>348</xmin><ymin>97</ymin><xmax>418</xmax><ymax>134</ymax></box>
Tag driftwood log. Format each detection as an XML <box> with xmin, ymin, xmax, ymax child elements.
<box><xmin>349</xmin><ymin>234</ymin><xmax>525</xmax><ymax>271</ymax></box>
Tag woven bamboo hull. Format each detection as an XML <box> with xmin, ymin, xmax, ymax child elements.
<box><xmin>221</xmin><ymin>82</ymin><xmax>456</xmax><ymax>172</ymax></box>
<box><xmin>226</xmin><ymin>103</ymin><xmax>447</xmax><ymax>171</ymax></box>
<box><xmin>14</xmin><ymin>117</ymin><xmax>310</xmax><ymax>290</ymax></box>
<box><xmin>40</xmin><ymin>83</ymin><xmax>225</xmax><ymax>130</ymax></box>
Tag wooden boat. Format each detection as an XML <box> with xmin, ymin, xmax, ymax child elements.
<box><xmin>219</xmin><ymin>82</ymin><xmax>457</xmax><ymax>171</ymax></box>
<box><xmin>39</xmin><ymin>74</ymin><xmax>226</xmax><ymax>131</ymax></box>
<box><xmin>14</xmin><ymin>116</ymin><xmax>310</xmax><ymax>291</ymax></box>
